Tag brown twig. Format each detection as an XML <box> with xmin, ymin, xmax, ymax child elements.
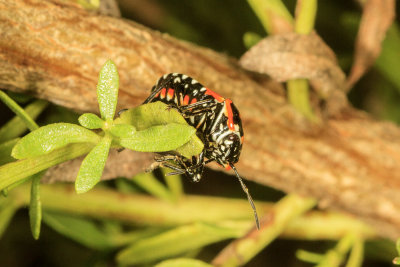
<box><xmin>1</xmin><ymin>0</ymin><xmax>400</xmax><ymax>240</ymax></box>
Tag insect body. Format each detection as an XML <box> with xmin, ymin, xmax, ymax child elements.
<box><xmin>144</xmin><ymin>73</ymin><xmax>259</xmax><ymax>229</ymax></box>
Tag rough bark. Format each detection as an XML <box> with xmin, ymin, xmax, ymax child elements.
<box><xmin>1</xmin><ymin>0</ymin><xmax>400</xmax><ymax>240</ymax></box>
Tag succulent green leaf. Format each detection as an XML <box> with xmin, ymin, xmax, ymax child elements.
<box><xmin>97</xmin><ymin>60</ymin><xmax>119</xmax><ymax>121</ymax></box>
<box><xmin>115</xmin><ymin>102</ymin><xmax>187</xmax><ymax>130</ymax></box>
<box><xmin>119</xmin><ymin>123</ymin><xmax>195</xmax><ymax>152</ymax></box>
<box><xmin>115</xmin><ymin>102</ymin><xmax>204</xmax><ymax>157</ymax></box>
<box><xmin>42</xmin><ymin>211</ymin><xmax>112</xmax><ymax>250</ymax></box>
<box><xmin>11</xmin><ymin>123</ymin><xmax>101</xmax><ymax>159</ymax></box>
<box><xmin>109</xmin><ymin>124</ymin><xmax>136</xmax><ymax>138</ymax></box>
<box><xmin>155</xmin><ymin>258</ymin><xmax>213</xmax><ymax>267</ymax></box>
<box><xmin>78</xmin><ymin>113</ymin><xmax>104</xmax><ymax>129</ymax></box>
<box><xmin>29</xmin><ymin>172</ymin><xmax>43</xmax><ymax>240</ymax></box>
<box><xmin>75</xmin><ymin>136</ymin><xmax>112</xmax><ymax>194</ymax></box>
<box><xmin>175</xmin><ymin>136</ymin><xmax>204</xmax><ymax>159</ymax></box>
<box><xmin>0</xmin><ymin>143</ymin><xmax>94</xmax><ymax>192</ymax></box>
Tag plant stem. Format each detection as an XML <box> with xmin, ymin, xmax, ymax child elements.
<box><xmin>8</xmin><ymin>184</ymin><xmax>376</xmax><ymax>241</ymax></box>
<box><xmin>0</xmin><ymin>90</ymin><xmax>41</xmax><ymax>131</ymax></box>
<box><xmin>0</xmin><ymin>143</ymin><xmax>93</xmax><ymax>191</ymax></box>
<box><xmin>0</xmin><ymin>100</ymin><xmax>48</xmax><ymax>142</ymax></box>
<box><xmin>212</xmin><ymin>194</ymin><xmax>317</xmax><ymax>267</ymax></box>
<box><xmin>247</xmin><ymin>0</ymin><xmax>293</xmax><ymax>34</ymax></box>
<box><xmin>286</xmin><ymin>0</ymin><xmax>318</xmax><ymax>121</ymax></box>
<box><xmin>287</xmin><ymin>79</ymin><xmax>317</xmax><ymax>121</ymax></box>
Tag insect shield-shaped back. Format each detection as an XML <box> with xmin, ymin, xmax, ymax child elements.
<box><xmin>143</xmin><ymin>73</ymin><xmax>259</xmax><ymax>229</ymax></box>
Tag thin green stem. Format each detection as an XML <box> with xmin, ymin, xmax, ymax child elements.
<box><xmin>287</xmin><ymin>79</ymin><xmax>317</xmax><ymax>121</ymax></box>
<box><xmin>346</xmin><ymin>235</ymin><xmax>364</xmax><ymax>267</ymax></box>
<box><xmin>131</xmin><ymin>172</ymin><xmax>175</xmax><ymax>203</ymax></box>
<box><xmin>247</xmin><ymin>0</ymin><xmax>293</xmax><ymax>34</ymax></box>
<box><xmin>161</xmin><ymin>168</ymin><xmax>183</xmax><ymax>201</ymax></box>
<box><xmin>212</xmin><ymin>194</ymin><xmax>317</xmax><ymax>267</ymax></box>
<box><xmin>287</xmin><ymin>0</ymin><xmax>318</xmax><ymax>121</ymax></box>
<box><xmin>0</xmin><ymin>143</ymin><xmax>94</xmax><ymax>191</ymax></box>
<box><xmin>316</xmin><ymin>234</ymin><xmax>354</xmax><ymax>267</ymax></box>
<box><xmin>8</xmin><ymin>184</ymin><xmax>376</xmax><ymax>240</ymax></box>
<box><xmin>0</xmin><ymin>91</ymin><xmax>41</xmax><ymax>131</ymax></box>
<box><xmin>0</xmin><ymin>100</ymin><xmax>48</xmax><ymax>143</ymax></box>
<box><xmin>295</xmin><ymin>0</ymin><xmax>317</xmax><ymax>34</ymax></box>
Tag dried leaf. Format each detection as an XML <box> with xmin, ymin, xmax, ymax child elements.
<box><xmin>346</xmin><ymin>0</ymin><xmax>395</xmax><ymax>89</ymax></box>
<box><xmin>240</xmin><ymin>32</ymin><xmax>346</xmax><ymax>98</ymax></box>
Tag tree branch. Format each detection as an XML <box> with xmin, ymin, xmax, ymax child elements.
<box><xmin>1</xmin><ymin>0</ymin><xmax>400</xmax><ymax>240</ymax></box>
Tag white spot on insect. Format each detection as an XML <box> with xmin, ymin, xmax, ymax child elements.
<box><xmin>190</xmin><ymin>116</ymin><xmax>195</xmax><ymax>124</ymax></box>
<box><xmin>163</xmin><ymin>74</ymin><xmax>168</xmax><ymax>79</ymax></box>
<box><xmin>220</xmin><ymin>145</ymin><xmax>225</xmax><ymax>151</ymax></box>
<box><xmin>219</xmin><ymin>124</ymin><xmax>224</xmax><ymax>131</ymax></box>
<box><xmin>184</xmin><ymin>84</ymin><xmax>189</xmax><ymax>89</ymax></box>
<box><xmin>192</xmin><ymin>90</ymin><xmax>198</xmax><ymax>96</ymax></box>
<box><xmin>174</xmin><ymin>77</ymin><xmax>181</xmax><ymax>83</ymax></box>
<box><xmin>191</xmin><ymin>79</ymin><xmax>198</xmax><ymax>84</ymax></box>
<box><xmin>234</xmin><ymin>124</ymin><xmax>239</xmax><ymax>131</ymax></box>
<box><xmin>200</xmin><ymin>87</ymin><xmax>206</xmax><ymax>92</ymax></box>
<box><xmin>224</xmin><ymin>140</ymin><xmax>233</xmax><ymax>145</ymax></box>
<box><xmin>182</xmin><ymin>74</ymin><xmax>188</xmax><ymax>80</ymax></box>
<box><xmin>172</xmin><ymin>73</ymin><xmax>178</xmax><ymax>76</ymax></box>
<box><xmin>174</xmin><ymin>96</ymin><xmax>178</xmax><ymax>104</ymax></box>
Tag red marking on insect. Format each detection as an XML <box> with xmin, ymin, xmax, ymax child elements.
<box><xmin>225</xmin><ymin>164</ymin><xmax>232</xmax><ymax>170</ymax></box>
<box><xmin>183</xmin><ymin>95</ymin><xmax>190</xmax><ymax>105</ymax></box>
<box><xmin>225</xmin><ymin>99</ymin><xmax>235</xmax><ymax>131</ymax></box>
<box><xmin>160</xmin><ymin>88</ymin><xmax>167</xmax><ymax>99</ymax></box>
<box><xmin>167</xmin><ymin>88</ymin><xmax>175</xmax><ymax>99</ymax></box>
<box><xmin>241</xmin><ymin>136</ymin><xmax>244</xmax><ymax>144</ymax></box>
<box><xmin>205</xmin><ymin>88</ymin><xmax>224</xmax><ymax>102</ymax></box>
<box><xmin>190</xmin><ymin>98</ymin><xmax>197</xmax><ymax>104</ymax></box>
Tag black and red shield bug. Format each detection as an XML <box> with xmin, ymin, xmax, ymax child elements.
<box><xmin>143</xmin><ymin>73</ymin><xmax>259</xmax><ymax>229</ymax></box>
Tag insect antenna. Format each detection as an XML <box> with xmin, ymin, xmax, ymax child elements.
<box><xmin>230</xmin><ymin>163</ymin><xmax>260</xmax><ymax>230</ymax></box>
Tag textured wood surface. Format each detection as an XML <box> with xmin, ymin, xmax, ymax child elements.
<box><xmin>1</xmin><ymin>0</ymin><xmax>400</xmax><ymax>239</ymax></box>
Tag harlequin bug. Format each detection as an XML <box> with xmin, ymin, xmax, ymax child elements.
<box><xmin>144</xmin><ymin>73</ymin><xmax>259</xmax><ymax>229</ymax></box>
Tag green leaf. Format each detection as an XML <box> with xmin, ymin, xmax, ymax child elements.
<box><xmin>97</xmin><ymin>60</ymin><xmax>119</xmax><ymax>121</ymax></box>
<box><xmin>155</xmin><ymin>258</ymin><xmax>213</xmax><ymax>267</ymax></box>
<box><xmin>29</xmin><ymin>172</ymin><xmax>43</xmax><ymax>240</ymax></box>
<box><xmin>75</xmin><ymin>135</ymin><xmax>112</xmax><ymax>194</ymax></box>
<box><xmin>0</xmin><ymin>100</ymin><xmax>47</xmax><ymax>143</ymax></box>
<box><xmin>119</xmin><ymin>123</ymin><xmax>195</xmax><ymax>152</ymax></box>
<box><xmin>116</xmin><ymin>223</ymin><xmax>239</xmax><ymax>265</ymax></box>
<box><xmin>78</xmin><ymin>113</ymin><xmax>104</xmax><ymax>129</ymax></box>
<box><xmin>116</xmin><ymin>102</ymin><xmax>187</xmax><ymax>130</ymax></box>
<box><xmin>42</xmin><ymin>211</ymin><xmax>112</xmax><ymax>250</ymax></box>
<box><xmin>116</xmin><ymin>102</ymin><xmax>204</xmax><ymax>158</ymax></box>
<box><xmin>0</xmin><ymin>143</ymin><xmax>94</xmax><ymax>191</ymax></box>
<box><xmin>11</xmin><ymin>123</ymin><xmax>101</xmax><ymax>159</ymax></box>
<box><xmin>109</xmin><ymin>123</ymin><xmax>136</xmax><ymax>138</ymax></box>
<box><xmin>175</xmin><ymin>135</ymin><xmax>204</xmax><ymax>159</ymax></box>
